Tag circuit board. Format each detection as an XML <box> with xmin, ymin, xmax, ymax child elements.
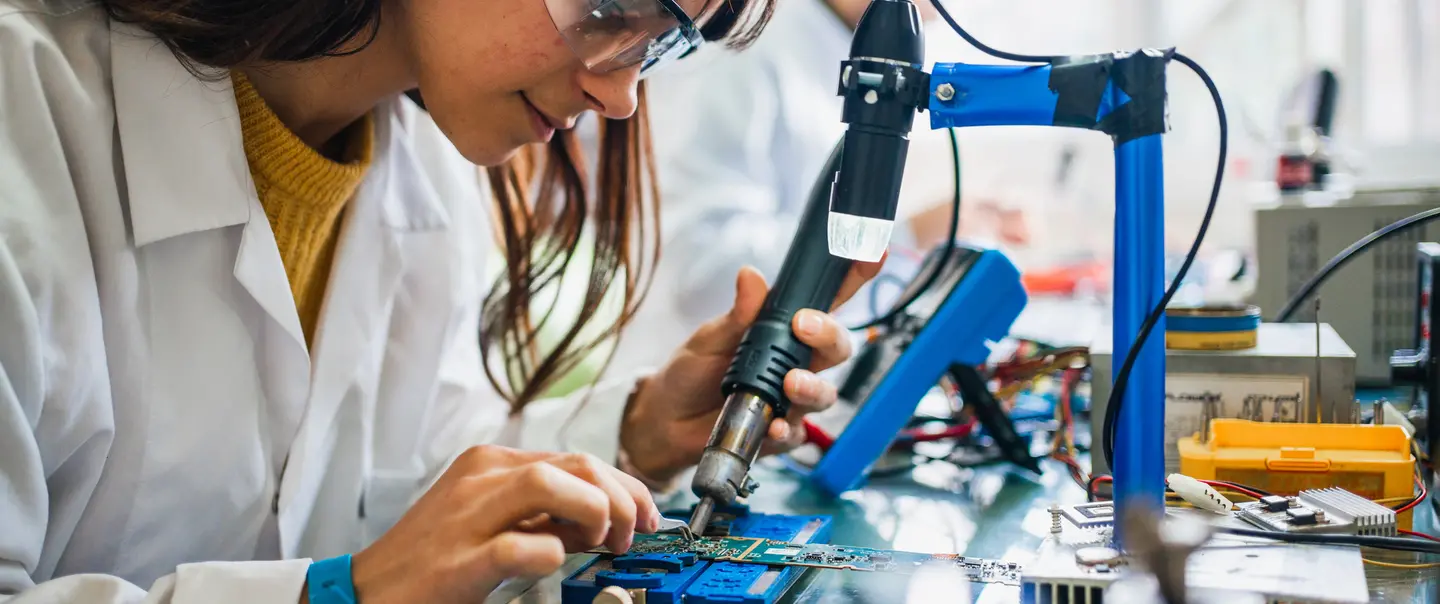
<box><xmin>1235</xmin><ymin>496</ymin><xmax>1357</xmax><ymax>534</ymax></box>
<box><xmin>594</xmin><ymin>534</ymin><xmax>1022</xmax><ymax>585</ymax></box>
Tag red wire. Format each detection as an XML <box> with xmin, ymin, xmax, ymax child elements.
<box><xmin>1401</xmin><ymin>529</ymin><xmax>1440</xmax><ymax>543</ymax></box>
<box><xmin>802</xmin><ymin>420</ymin><xmax>835</xmax><ymax>451</ymax></box>
<box><xmin>1393</xmin><ymin>474</ymin><xmax>1428</xmax><ymax>514</ymax></box>
<box><xmin>1199</xmin><ymin>480</ymin><xmax>1266</xmax><ymax>499</ymax></box>
<box><xmin>1090</xmin><ymin>475</ymin><xmax>1114</xmax><ymax>500</ymax></box>
<box><xmin>899</xmin><ymin>421</ymin><xmax>976</xmax><ymax>442</ymax></box>
<box><xmin>802</xmin><ymin>415</ymin><xmax>977</xmax><ymax>452</ymax></box>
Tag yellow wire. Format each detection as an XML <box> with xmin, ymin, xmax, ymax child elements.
<box><xmin>1362</xmin><ymin>559</ymin><xmax>1440</xmax><ymax>569</ymax></box>
<box><xmin>995</xmin><ymin>354</ymin><xmax>1086</xmax><ymax>399</ymax></box>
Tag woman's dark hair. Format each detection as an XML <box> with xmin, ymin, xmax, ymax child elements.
<box><xmin>102</xmin><ymin>0</ymin><xmax>776</xmax><ymax>412</ymax></box>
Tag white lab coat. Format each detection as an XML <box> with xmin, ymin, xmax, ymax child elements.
<box><xmin>0</xmin><ymin>2</ymin><xmax>637</xmax><ymax>602</ymax></box>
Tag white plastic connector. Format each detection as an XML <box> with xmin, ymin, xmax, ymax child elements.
<box><xmin>827</xmin><ymin>212</ymin><xmax>894</xmax><ymax>262</ymax></box>
<box><xmin>1167</xmin><ymin>473</ymin><xmax>1234</xmax><ymax>514</ymax></box>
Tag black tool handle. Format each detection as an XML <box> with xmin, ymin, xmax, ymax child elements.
<box><xmin>948</xmin><ymin>364</ymin><xmax>1043</xmax><ymax>474</ymax></box>
<box><xmin>721</xmin><ymin>142</ymin><xmax>853</xmax><ymax>415</ymax></box>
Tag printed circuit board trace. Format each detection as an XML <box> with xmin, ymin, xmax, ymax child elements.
<box><xmin>600</xmin><ymin>534</ymin><xmax>1022</xmax><ymax>585</ymax></box>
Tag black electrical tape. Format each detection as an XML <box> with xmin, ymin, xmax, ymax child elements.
<box><xmin>1096</xmin><ymin>49</ymin><xmax>1174</xmax><ymax>143</ymax></box>
<box><xmin>1047</xmin><ymin>54</ymin><xmax>1111</xmax><ymax>130</ymax></box>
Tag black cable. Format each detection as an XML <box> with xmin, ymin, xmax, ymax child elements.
<box><xmin>866</xmin><ymin>273</ymin><xmax>912</xmax><ymax>322</ymax></box>
<box><xmin>927</xmin><ymin>0</ymin><xmax>1058</xmax><ymax>63</ymax></box>
<box><xmin>1217</xmin><ymin>527</ymin><xmax>1440</xmax><ymax>555</ymax></box>
<box><xmin>1101</xmin><ymin>53</ymin><xmax>1227</xmax><ymax>467</ymax></box>
<box><xmin>1211</xmin><ymin>480</ymin><xmax>1274</xmax><ymax>497</ymax></box>
<box><xmin>1274</xmin><ymin>207</ymin><xmax>1440</xmax><ymax>322</ymax></box>
<box><xmin>852</xmin><ymin>128</ymin><xmax>962</xmax><ymax>331</ymax></box>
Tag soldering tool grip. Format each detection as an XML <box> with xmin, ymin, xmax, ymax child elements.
<box><xmin>720</xmin><ymin>142</ymin><xmax>853</xmax><ymax>416</ymax></box>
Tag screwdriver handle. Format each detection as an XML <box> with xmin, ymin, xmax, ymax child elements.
<box><xmin>721</xmin><ymin>141</ymin><xmax>854</xmax><ymax>416</ymax></box>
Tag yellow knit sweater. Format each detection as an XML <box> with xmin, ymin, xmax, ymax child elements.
<box><xmin>233</xmin><ymin>72</ymin><xmax>374</xmax><ymax>345</ymax></box>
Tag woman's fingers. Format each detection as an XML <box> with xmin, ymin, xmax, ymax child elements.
<box><xmin>830</xmin><ymin>256</ymin><xmax>886</xmax><ymax>311</ymax></box>
<box><xmin>473</xmin><ymin>531</ymin><xmax>568</xmax><ymax>581</ymax></box>
<box><xmin>783</xmin><ymin>369</ymin><xmax>838</xmax><ymax>418</ymax></box>
<box><xmin>791</xmin><ymin>309</ymin><xmax>854</xmax><ymax>371</ymax></box>
<box><xmin>482</xmin><ymin>462</ymin><xmax>612</xmax><ymax>551</ymax></box>
<box><xmin>544</xmin><ymin>453</ymin><xmax>661</xmax><ymax>551</ymax></box>
<box><xmin>521</xmin><ymin>517</ymin><xmax>631</xmax><ymax>553</ymax></box>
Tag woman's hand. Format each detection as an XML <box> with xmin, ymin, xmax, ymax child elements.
<box><xmin>621</xmin><ymin>261</ymin><xmax>882</xmax><ymax>482</ymax></box>
<box><xmin>347</xmin><ymin>445</ymin><xmax>660</xmax><ymax>604</ymax></box>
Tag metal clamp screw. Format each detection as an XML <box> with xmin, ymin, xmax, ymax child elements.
<box><xmin>1049</xmin><ymin>504</ymin><xmax>1063</xmax><ymax>535</ymax></box>
<box><xmin>935</xmin><ymin>83</ymin><xmax>956</xmax><ymax>101</ymax></box>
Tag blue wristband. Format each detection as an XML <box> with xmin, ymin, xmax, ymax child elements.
<box><xmin>307</xmin><ymin>554</ymin><xmax>357</xmax><ymax>604</ymax></box>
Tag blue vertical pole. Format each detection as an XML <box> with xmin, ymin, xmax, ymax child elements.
<box><xmin>1111</xmin><ymin>134</ymin><xmax>1166</xmax><ymax>522</ymax></box>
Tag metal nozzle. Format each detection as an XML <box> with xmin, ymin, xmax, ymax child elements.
<box><xmin>688</xmin><ymin>391</ymin><xmax>775</xmax><ymax>535</ymax></box>
<box><xmin>688</xmin><ymin>497</ymin><xmax>715</xmax><ymax>537</ymax></box>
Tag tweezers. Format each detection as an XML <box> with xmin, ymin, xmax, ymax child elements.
<box><xmin>656</xmin><ymin>516</ymin><xmax>698</xmax><ymax>542</ymax></box>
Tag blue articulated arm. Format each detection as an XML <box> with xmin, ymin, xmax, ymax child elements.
<box><xmin>813</xmin><ymin>40</ymin><xmax>1173</xmax><ymax>526</ymax></box>
<box><xmin>922</xmin><ymin>51</ymin><xmax>1173</xmax><ymax>519</ymax></box>
<box><xmin>928</xmin><ymin>50</ymin><xmax>1171</xmax><ymax>139</ymax></box>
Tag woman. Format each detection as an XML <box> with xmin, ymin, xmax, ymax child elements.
<box><xmin>0</xmin><ymin>0</ymin><xmax>878</xmax><ymax>602</ymax></box>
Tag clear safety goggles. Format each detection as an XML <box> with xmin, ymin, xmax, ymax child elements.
<box><xmin>546</xmin><ymin>0</ymin><xmax>704</xmax><ymax>77</ymax></box>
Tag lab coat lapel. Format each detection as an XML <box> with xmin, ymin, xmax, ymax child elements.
<box><xmin>109</xmin><ymin>20</ymin><xmax>314</xmax><ymax>468</ymax></box>
<box><xmin>276</xmin><ymin>102</ymin><xmax>450</xmax><ymax>553</ymax></box>
<box><xmin>109</xmin><ymin>22</ymin><xmax>309</xmax><ymax>352</ymax></box>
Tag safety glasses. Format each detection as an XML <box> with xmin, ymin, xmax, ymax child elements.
<box><xmin>545</xmin><ymin>0</ymin><xmax>704</xmax><ymax>77</ymax></box>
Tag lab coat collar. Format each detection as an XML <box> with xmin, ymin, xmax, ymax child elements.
<box><xmin>110</xmin><ymin>22</ymin><xmax>252</xmax><ymax>247</ymax></box>
<box><xmin>108</xmin><ymin>23</ymin><xmax>450</xmax><ymax>247</ymax></box>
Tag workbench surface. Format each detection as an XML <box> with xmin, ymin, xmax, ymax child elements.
<box><xmin>493</xmin><ymin>456</ymin><xmax>1437</xmax><ymax>603</ymax></box>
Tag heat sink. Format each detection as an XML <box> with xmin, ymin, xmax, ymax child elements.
<box><xmin>1297</xmin><ymin>487</ymin><xmax>1398</xmax><ymax>536</ymax></box>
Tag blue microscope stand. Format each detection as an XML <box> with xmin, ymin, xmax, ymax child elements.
<box><xmin>927</xmin><ymin>54</ymin><xmax>1171</xmax><ymax>516</ymax></box>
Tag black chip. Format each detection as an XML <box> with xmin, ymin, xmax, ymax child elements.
<box><xmin>1260</xmin><ymin>495</ymin><xmax>1290</xmax><ymax>512</ymax></box>
<box><xmin>1285</xmin><ymin>508</ymin><xmax>1318</xmax><ymax>525</ymax></box>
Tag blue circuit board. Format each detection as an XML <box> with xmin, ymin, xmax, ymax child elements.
<box><xmin>561</xmin><ymin>505</ymin><xmax>833</xmax><ymax>604</ymax></box>
<box><xmin>606</xmin><ymin>534</ymin><xmax>1022</xmax><ymax>584</ymax></box>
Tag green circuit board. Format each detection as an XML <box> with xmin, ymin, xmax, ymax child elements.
<box><xmin>594</xmin><ymin>534</ymin><xmax>1022</xmax><ymax>585</ymax></box>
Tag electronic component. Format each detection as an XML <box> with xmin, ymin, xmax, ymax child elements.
<box><xmin>1021</xmin><ymin>510</ymin><xmax>1370</xmax><ymax>604</ymax></box>
<box><xmin>1236</xmin><ymin>496</ymin><xmax>1352</xmax><ymax>534</ymax></box>
<box><xmin>1166</xmin><ymin>473</ymin><xmax>1233</xmax><ymax>514</ymax></box>
<box><xmin>1059</xmin><ymin>502</ymin><xmax>1116</xmax><ymax>530</ymax></box>
<box><xmin>1297</xmin><ymin>487</ymin><xmax>1398</xmax><ymax>536</ymax></box>
<box><xmin>563</xmin><ymin>508</ymin><xmax>832</xmax><ymax>604</ymax></box>
<box><xmin>596</xmin><ymin>534</ymin><xmax>1021</xmax><ymax>585</ymax></box>
<box><xmin>1092</xmin><ymin>323</ymin><xmax>1359</xmax><ymax>475</ymax></box>
<box><xmin>1259</xmin><ymin>495</ymin><xmax>1290</xmax><ymax>512</ymax></box>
